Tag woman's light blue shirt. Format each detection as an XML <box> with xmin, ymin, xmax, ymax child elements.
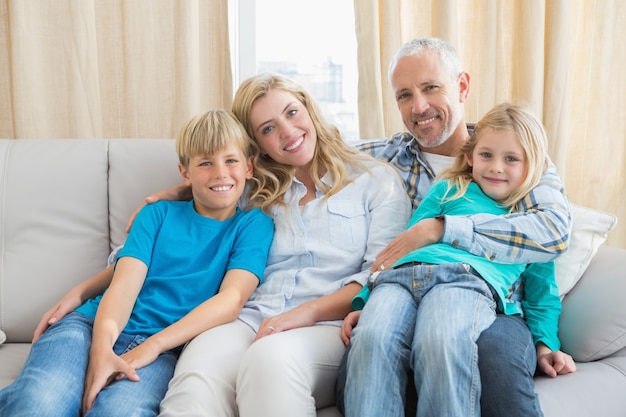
<box><xmin>238</xmin><ymin>160</ymin><xmax>412</xmax><ymax>331</ymax></box>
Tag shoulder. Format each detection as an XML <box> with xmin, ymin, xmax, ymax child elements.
<box><xmin>236</xmin><ymin>207</ymin><xmax>274</xmax><ymax>227</ymax></box>
<box><xmin>355</xmin><ymin>131</ymin><xmax>413</xmax><ymax>160</ymax></box>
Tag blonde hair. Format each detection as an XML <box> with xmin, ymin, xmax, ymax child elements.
<box><xmin>439</xmin><ymin>102</ymin><xmax>549</xmax><ymax>211</ymax></box>
<box><xmin>176</xmin><ymin>110</ymin><xmax>251</xmax><ymax>169</ymax></box>
<box><xmin>232</xmin><ymin>72</ymin><xmax>374</xmax><ymax>211</ymax></box>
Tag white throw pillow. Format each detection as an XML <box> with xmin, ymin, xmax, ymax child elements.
<box><xmin>555</xmin><ymin>203</ymin><xmax>618</xmax><ymax>297</ymax></box>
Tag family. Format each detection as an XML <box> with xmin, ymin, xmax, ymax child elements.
<box><xmin>0</xmin><ymin>37</ymin><xmax>577</xmax><ymax>417</ymax></box>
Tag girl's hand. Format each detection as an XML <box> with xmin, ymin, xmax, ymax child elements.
<box><xmin>536</xmin><ymin>344</ymin><xmax>577</xmax><ymax>377</ymax></box>
<box><xmin>82</xmin><ymin>347</ymin><xmax>140</xmax><ymax>415</ymax></box>
<box><xmin>340</xmin><ymin>310</ymin><xmax>361</xmax><ymax>346</ymax></box>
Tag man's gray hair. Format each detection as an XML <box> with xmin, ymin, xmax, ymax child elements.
<box><xmin>388</xmin><ymin>37</ymin><xmax>463</xmax><ymax>83</ymax></box>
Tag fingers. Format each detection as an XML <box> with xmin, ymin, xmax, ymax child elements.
<box><xmin>254</xmin><ymin>321</ymin><xmax>279</xmax><ymax>342</ymax></box>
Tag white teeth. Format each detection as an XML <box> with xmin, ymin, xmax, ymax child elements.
<box><xmin>212</xmin><ymin>185</ymin><xmax>232</xmax><ymax>192</ymax></box>
<box><xmin>285</xmin><ymin>136</ymin><xmax>304</xmax><ymax>151</ymax></box>
<box><xmin>416</xmin><ymin>117</ymin><xmax>437</xmax><ymax>126</ymax></box>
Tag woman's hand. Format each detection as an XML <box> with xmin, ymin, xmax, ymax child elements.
<box><xmin>33</xmin><ymin>292</ymin><xmax>82</xmax><ymax>342</ymax></box>
<box><xmin>125</xmin><ymin>183</ymin><xmax>192</xmax><ymax>232</ymax></box>
<box><xmin>254</xmin><ymin>304</ymin><xmax>317</xmax><ymax>342</ymax></box>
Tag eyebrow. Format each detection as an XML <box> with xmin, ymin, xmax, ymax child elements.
<box><xmin>256</xmin><ymin>101</ymin><xmax>297</xmax><ymax>133</ymax></box>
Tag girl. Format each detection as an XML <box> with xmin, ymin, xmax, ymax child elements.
<box><xmin>345</xmin><ymin>102</ymin><xmax>576</xmax><ymax>417</ymax></box>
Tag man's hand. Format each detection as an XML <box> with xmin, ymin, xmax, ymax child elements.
<box><xmin>125</xmin><ymin>183</ymin><xmax>192</xmax><ymax>232</ymax></box>
<box><xmin>371</xmin><ymin>217</ymin><xmax>443</xmax><ymax>272</ymax></box>
<box><xmin>340</xmin><ymin>310</ymin><xmax>362</xmax><ymax>346</ymax></box>
<box><xmin>536</xmin><ymin>344</ymin><xmax>577</xmax><ymax>377</ymax></box>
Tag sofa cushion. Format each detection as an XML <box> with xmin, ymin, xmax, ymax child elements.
<box><xmin>559</xmin><ymin>245</ymin><xmax>626</xmax><ymax>362</ymax></box>
<box><xmin>554</xmin><ymin>203</ymin><xmax>617</xmax><ymax>297</ymax></box>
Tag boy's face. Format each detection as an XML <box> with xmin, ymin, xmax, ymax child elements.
<box><xmin>179</xmin><ymin>144</ymin><xmax>253</xmax><ymax>220</ymax></box>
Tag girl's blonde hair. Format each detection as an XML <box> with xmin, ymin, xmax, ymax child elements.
<box><xmin>439</xmin><ymin>102</ymin><xmax>549</xmax><ymax>211</ymax></box>
<box><xmin>232</xmin><ymin>72</ymin><xmax>374</xmax><ymax>211</ymax></box>
<box><xmin>176</xmin><ymin>109</ymin><xmax>251</xmax><ymax>169</ymax></box>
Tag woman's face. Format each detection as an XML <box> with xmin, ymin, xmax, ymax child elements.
<box><xmin>248</xmin><ymin>88</ymin><xmax>317</xmax><ymax>169</ymax></box>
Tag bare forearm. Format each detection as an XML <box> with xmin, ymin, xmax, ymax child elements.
<box><xmin>297</xmin><ymin>282</ymin><xmax>362</xmax><ymax>323</ymax></box>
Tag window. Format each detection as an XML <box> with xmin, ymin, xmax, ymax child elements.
<box><xmin>229</xmin><ymin>0</ymin><xmax>359</xmax><ymax>141</ymax></box>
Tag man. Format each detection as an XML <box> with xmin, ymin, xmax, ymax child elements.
<box><xmin>336</xmin><ymin>37</ymin><xmax>572</xmax><ymax>417</ymax></box>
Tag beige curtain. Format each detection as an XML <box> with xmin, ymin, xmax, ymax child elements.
<box><xmin>0</xmin><ymin>0</ymin><xmax>232</xmax><ymax>139</ymax></box>
<box><xmin>355</xmin><ymin>0</ymin><xmax>626</xmax><ymax>249</ymax></box>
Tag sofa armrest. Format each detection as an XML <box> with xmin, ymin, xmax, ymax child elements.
<box><xmin>559</xmin><ymin>245</ymin><xmax>626</xmax><ymax>362</ymax></box>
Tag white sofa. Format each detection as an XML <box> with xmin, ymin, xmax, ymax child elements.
<box><xmin>1</xmin><ymin>138</ymin><xmax>625</xmax><ymax>416</ymax></box>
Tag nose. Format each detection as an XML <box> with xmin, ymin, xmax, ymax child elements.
<box><xmin>412</xmin><ymin>92</ymin><xmax>429</xmax><ymax>115</ymax></box>
<box><xmin>489</xmin><ymin>159</ymin><xmax>504</xmax><ymax>173</ymax></box>
<box><xmin>214</xmin><ymin>161</ymin><xmax>228</xmax><ymax>178</ymax></box>
<box><xmin>276</xmin><ymin>118</ymin><xmax>295</xmax><ymax>140</ymax></box>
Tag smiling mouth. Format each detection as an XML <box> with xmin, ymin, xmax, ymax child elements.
<box><xmin>284</xmin><ymin>135</ymin><xmax>304</xmax><ymax>151</ymax></box>
<box><xmin>416</xmin><ymin>116</ymin><xmax>438</xmax><ymax>126</ymax></box>
<box><xmin>210</xmin><ymin>185</ymin><xmax>233</xmax><ymax>192</ymax></box>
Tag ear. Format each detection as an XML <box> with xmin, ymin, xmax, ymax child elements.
<box><xmin>458</xmin><ymin>72</ymin><xmax>470</xmax><ymax>103</ymax></box>
<box><xmin>465</xmin><ymin>152</ymin><xmax>473</xmax><ymax>167</ymax></box>
<box><xmin>245</xmin><ymin>156</ymin><xmax>254</xmax><ymax>180</ymax></box>
<box><xmin>178</xmin><ymin>163</ymin><xmax>192</xmax><ymax>185</ymax></box>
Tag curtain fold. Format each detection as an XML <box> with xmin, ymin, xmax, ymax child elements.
<box><xmin>0</xmin><ymin>0</ymin><xmax>232</xmax><ymax>139</ymax></box>
<box><xmin>354</xmin><ymin>0</ymin><xmax>626</xmax><ymax>249</ymax></box>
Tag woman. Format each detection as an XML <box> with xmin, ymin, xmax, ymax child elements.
<box><xmin>35</xmin><ymin>73</ymin><xmax>411</xmax><ymax>416</ymax></box>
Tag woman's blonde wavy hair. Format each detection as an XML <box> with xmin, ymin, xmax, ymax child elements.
<box><xmin>232</xmin><ymin>72</ymin><xmax>375</xmax><ymax>212</ymax></box>
<box><xmin>438</xmin><ymin>102</ymin><xmax>549</xmax><ymax>211</ymax></box>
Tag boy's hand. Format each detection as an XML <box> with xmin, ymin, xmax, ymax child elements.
<box><xmin>82</xmin><ymin>347</ymin><xmax>140</xmax><ymax>414</ymax></box>
<box><xmin>341</xmin><ymin>310</ymin><xmax>361</xmax><ymax>346</ymax></box>
<box><xmin>536</xmin><ymin>344</ymin><xmax>576</xmax><ymax>377</ymax></box>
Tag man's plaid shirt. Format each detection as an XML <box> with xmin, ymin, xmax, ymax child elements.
<box><xmin>356</xmin><ymin>130</ymin><xmax>571</xmax><ymax>265</ymax></box>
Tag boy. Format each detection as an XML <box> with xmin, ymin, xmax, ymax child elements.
<box><xmin>0</xmin><ymin>110</ymin><xmax>274</xmax><ymax>417</ymax></box>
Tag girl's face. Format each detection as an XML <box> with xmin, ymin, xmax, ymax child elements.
<box><xmin>179</xmin><ymin>144</ymin><xmax>253</xmax><ymax>220</ymax></box>
<box><xmin>466</xmin><ymin>128</ymin><xmax>527</xmax><ymax>203</ymax></box>
<box><xmin>248</xmin><ymin>89</ymin><xmax>317</xmax><ymax>170</ymax></box>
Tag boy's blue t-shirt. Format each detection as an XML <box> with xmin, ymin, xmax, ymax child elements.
<box><xmin>75</xmin><ymin>200</ymin><xmax>274</xmax><ymax>338</ymax></box>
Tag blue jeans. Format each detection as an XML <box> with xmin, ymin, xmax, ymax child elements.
<box><xmin>336</xmin><ymin>273</ymin><xmax>543</xmax><ymax>417</ymax></box>
<box><xmin>0</xmin><ymin>312</ymin><xmax>177</xmax><ymax>417</ymax></box>
<box><xmin>344</xmin><ymin>263</ymin><xmax>499</xmax><ymax>417</ymax></box>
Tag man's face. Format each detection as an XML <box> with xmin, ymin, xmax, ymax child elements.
<box><xmin>391</xmin><ymin>51</ymin><xmax>467</xmax><ymax>150</ymax></box>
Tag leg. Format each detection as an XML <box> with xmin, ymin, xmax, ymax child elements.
<box><xmin>344</xmin><ymin>282</ymin><xmax>416</xmax><ymax>417</ymax></box>
<box><xmin>159</xmin><ymin>320</ymin><xmax>255</xmax><ymax>417</ymax></box>
<box><xmin>412</xmin><ymin>277</ymin><xmax>495</xmax><ymax>417</ymax></box>
<box><xmin>0</xmin><ymin>312</ymin><xmax>92</xmax><ymax>417</ymax></box>
<box><xmin>237</xmin><ymin>325</ymin><xmax>345</xmax><ymax>417</ymax></box>
<box><xmin>478</xmin><ymin>314</ymin><xmax>543</xmax><ymax>417</ymax></box>
<box><xmin>336</xmin><ymin>342</ymin><xmax>417</xmax><ymax>417</ymax></box>
<box><xmin>87</xmin><ymin>333</ymin><xmax>178</xmax><ymax>417</ymax></box>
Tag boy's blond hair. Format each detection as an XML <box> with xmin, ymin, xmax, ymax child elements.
<box><xmin>439</xmin><ymin>102</ymin><xmax>549</xmax><ymax>211</ymax></box>
<box><xmin>176</xmin><ymin>110</ymin><xmax>251</xmax><ymax>169</ymax></box>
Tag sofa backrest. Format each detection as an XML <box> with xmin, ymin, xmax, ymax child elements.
<box><xmin>0</xmin><ymin>139</ymin><xmax>180</xmax><ymax>342</ymax></box>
